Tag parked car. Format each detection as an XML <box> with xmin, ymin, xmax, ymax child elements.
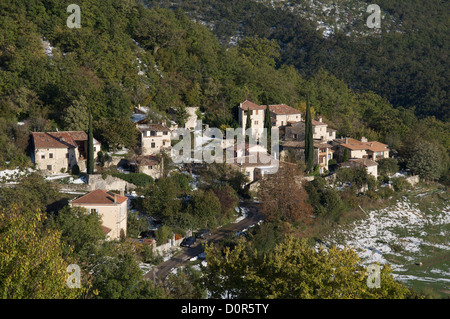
<box><xmin>180</xmin><ymin>236</ymin><xmax>196</xmax><ymax>248</ymax></box>
<box><xmin>197</xmin><ymin>252</ymin><xmax>206</xmax><ymax>260</ymax></box>
<box><xmin>195</xmin><ymin>229</ymin><xmax>211</xmax><ymax>239</ymax></box>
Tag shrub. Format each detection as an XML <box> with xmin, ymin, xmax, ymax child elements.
<box><xmin>155</xmin><ymin>225</ymin><xmax>172</xmax><ymax>244</ymax></box>
<box><xmin>71</xmin><ymin>164</ymin><xmax>80</xmax><ymax>175</ymax></box>
<box><xmin>111</xmin><ymin>172</ymin><xmax>154</xmax><ymax>187</ymax></box>
<box><xmin>392</xmin><ymin>177</ymin><xmax>411</xmax><ymax>192</ymax></box>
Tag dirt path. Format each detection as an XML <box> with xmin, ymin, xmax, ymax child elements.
<box><xmin>144</xmin><ymin>202</ymin><xmax>263</xmax><ymax>282</ymax></box>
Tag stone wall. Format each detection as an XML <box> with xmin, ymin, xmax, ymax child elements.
<box><xmin>87</xmin><ymin>174</ymin><xmax>135</xmax><ymax>192</ymax></box>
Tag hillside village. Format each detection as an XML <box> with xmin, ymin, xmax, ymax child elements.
<box><xmin>1</xmin><ymin>0</ymin><xmax>448</xmax><ymax>301</ymax></box>
<box><xmin>20</xmin><ymin>98</ymin><xmax>420</xmax><ymax>256</ymax></box>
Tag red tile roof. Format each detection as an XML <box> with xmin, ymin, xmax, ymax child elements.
<box><xmin>71</xmin><ymin>189</ymin><xmax>128</xmax><ymax>205</ymax></box>
<box><xmin>101</xmin><ymin>225</ymin><xmax>112</xmax><ymax>235</ymax></box>
<box><xmin>340</xmin><ymin>138</ymin><xmax>388</xmax><ymax>152</ymax></box>
<box><xmin>130</xmin><ymin>155</ymin><xmax>160</xmax><ymax>166</ymax></box>
<box><xmin>32</xmin><ymin>131</ymin><xmax>88</xmax><ymax>149</ymax></box>
<box><xmin>239</xmin><ymin>100</ymin><xmax>267</xmax><ymax>111</ymax></box>
<box><xmin>268</xmin><ymin>104</ymin><xmax>301</xmax><ymax>115</ymax></box>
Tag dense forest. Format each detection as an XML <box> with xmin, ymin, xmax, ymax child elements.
<box><xmin>148</xmin><ymin>0</ymin><xmax>449</xmax><ymax>121</ymax></box>
<box><xmin>0</xmin><ymin>0</ymin><xmax>448</xmax><ymax>181</ymax></box>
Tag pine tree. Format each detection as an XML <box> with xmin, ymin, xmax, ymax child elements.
<box><xmin>87</xmin><ymin>110</ymin><xmax>94</xmax><ymax>175</ymax></box>
<box><xmin>305</xmin><ymin>98</ymin><xmax>314</xmax><ymax>172</ymax></box>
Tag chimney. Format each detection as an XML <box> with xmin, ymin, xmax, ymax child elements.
<box><xmin>318</xmin><ymin>116</ymin><xmax>323</xmax><ymax>122</ymax></box>
<box><xmin>114</xmin><ymin>194</ymin><xmax>117</xmax><ymax>204</ymax></box>
<box><xmin>345</xmin><ymin>137</ymin><xmax>348</xmax><ymax>144</ymax></box>
<box><xmin>361</xmin><ymin>136</ymin><xmax>368</xmax><ymax>143</ymax></box>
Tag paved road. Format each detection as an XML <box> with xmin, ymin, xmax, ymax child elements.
<box><xmin>144</xmin><ymin>202</ymin><xmax>263</xmax><ymax>282</ymax></box>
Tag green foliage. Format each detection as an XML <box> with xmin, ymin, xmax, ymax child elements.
<box><xmin>203</xmin><ymin>235</ymin><xmax>414</xmax><ymax>299</ymax></box>
<box><xmin>91</xmin><ymin>250</ymin><xmax>166</xmax><ymax>299</ymax></box>
<box><xmin>0</xmin><ymin>173</ymin><xmax>60</xmax><ymax>211</ymax></box>
<box><xmin>186</xmin><ymin>190</ymin><xmax>222</xmax><ymax>229</ymax></box>
<box><xmin>94</xmin><ymin>118</ymin><xmax>139</xmax><ymax>152</ymax></box>
<box><xmin>377</xmin><ymin>158</ymin><xmax>399</xmax><ymax>177</ymax></box>
<box><xmin>304</xmin><ymin>99</ymin><xmax>314</xmax><ymax>172</ymax></box>
<box><xmin>111</xmin><ymin>172</ymin><xmax>154</xmax><ymax>187</ymax></box>
<box><xmin>0</xmin><ymin>204</ymin><xmax>82</xmax><ymax>299</ymax></box>
<box><xmin>392</xmin><ymin>177</ymin><xmax>411</xmax><ymax>192</ymax></box>
<box><xmin>160</xmin><ymin>0</ymin><xmax>449</xmax><ymax>121</ymax></box>
<box><xmin>155</xmin><ymin>225</ymin><xmax>172</xmax><ymax>244</ymax></box>
<box><xmin>164</xmin><ymin>266</ymin><xmax>207</xmax><ymax>299</ymax></box>
<box><xmin>61</xmin><ymin>96</ymin><xmax>89</xmax><ymax>131</ymax></box>
<box><xmin>127</xmin><ymin>211</ymin><xmax>150</xmax><ymax>238</ymax></box>
<box><xmin>87</xmin><ymin>111</ymin><xmax>94</xmax><ymax>174</ymax></box>
<box><xmin>49</xmin><ymin>206</ymin><xmax>105</xmax><ymax>257</ymax></box>
<box><xmin>403</xmin><ymin>139</ymin><xmax>448</xmax><ymax>180</ymax></box>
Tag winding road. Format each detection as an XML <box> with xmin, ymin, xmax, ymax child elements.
<box><xmin>144</xmin><ymin>202</ymin><xmax>263</xmax><ymax>282</ymax></box>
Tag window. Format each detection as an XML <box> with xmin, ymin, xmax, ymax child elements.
<box><xmin>151</xmin><ymin>142</ymin><xmax>156</xmax><ymax>148</ymax></box>
<box><xmin>255</xmin><ymin>110</ymin><xmax>258</xmax><ymax>115</ymax></box>
<box><xmin>49</xmin><ymin>153</ymin><xmax>53</xmax><ymax>159</ymax></box>
<box><xmin>146</xmin><ymin>131</ymin><xmax>150</xmax><ymax>137</ymax></box>
<box><xmin>151</xmin><ymin>131</ymin><xmax>156</xmax><ymax>136</ymax></box>
<box><xmin>41</xmin><ymin>154</ymin><xmax>45</xmax><ymax>159</ymax></box>
<box><xmin>163</xmin><ymin>131</ymin><xmax>168</xmax><ymax>135</ymax></box>
<box><xmin>254</xmin><ymin>121</ymin><xmax>258</xmax><ymax>125</ymax></box>
<box><xmin>148</xmin><ymin>166</ymin><xmax>153</xmax><ymax>169</ymax></box>
<box><xmin>47</xmin><ymin>165</ymin><xmax>52</xmax><ymax>171</ymax></box>
<box><xmin>90</xmin><ymin>208</ymin><xmax>98</xmax><ymax>216</ymax></box>
<box><xmin>66</xmin><ymin>153</ymin><xmax>69</xmax><ymax>158</ymax></box>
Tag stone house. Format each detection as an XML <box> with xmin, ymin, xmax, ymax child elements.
<box><xmin>332</xmin><ymin>137</ymin><xmax>389</xmax><ymax>162</ymax></box>
<box><xmin>285</xmin><ymin>117</ymin><xmax>336</xmax><ymax>142</ymax></box>
<box><xmin>69</xmin><ymin>189</ymin><xmax>128</xmax><ymax>241</ymax></box>
<box><xmin>238</xmin><ymin>100</ymin><xmax>302</xmax><ymax>137</ymax></box>
<box><xmin>137</xmin><ymin>122</ymin><xmax>171</xmax><ymax>156</ymax></box>
<box><xmin>340</xmin><ymin>158</ymin><xmax>379</xmax><ymax>178</ymax></box>
<box><xmin>128</xmin><ymin>154</ymin><xmax>163</xmax><ymax>180</ymax></box>
<box><xmin>31</xmin><ymin>131</ymin><xmax>100</xmax><ymax>174</ymax></box>
<box><xmin>281</xmin><ymin>140</ymin><xmax>334</xmax><ymax>174</ymax></box>
<box><xmin>227</xmin><ymin>142</ymin><xmax>279</xmax><ymax>183</ymax></box>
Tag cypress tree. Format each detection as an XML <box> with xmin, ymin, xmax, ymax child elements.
<box><xmin>264</xmin><ymin>105</ymin><xmax>271</xmax><ymax>152</ymax></box>
<box><xmin>343</xmin><ymin>148</ymin><xmax>349</xmax><ymax>162</ymax></box>
<box><xmin>245</xmin><ymin>108</ymin><xmax>252</xmax><ymax>144</ymax></box>
<box><xmin>305</xmin><ymin>98</ymin><xmax>314</xmax><ymax>172</ymax></box>
<box><xmin>246</xmin><ymin>108</ymin><xmax>252</xmax><ymax>130</ymax></box>
<box><xmin>87</xmin><ymin>110</ymin><xmax>94</xmax><ymax>175</ymax></box>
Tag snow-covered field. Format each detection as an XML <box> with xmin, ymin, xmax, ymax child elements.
<box><xmin>321</xmin><ymin>189</ymin><xmax>450</xmax><ymax>293</ymax></box>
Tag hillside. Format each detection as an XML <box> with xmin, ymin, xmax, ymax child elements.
<box><xmin>0</xmin><ymin>0</ymin><xmax>448</xmax><ymax>182</ymax></box>
<box><xmin>147</xmin><ymin>0</ymin><xmax>449</xmax><ymax>121</ymax></box>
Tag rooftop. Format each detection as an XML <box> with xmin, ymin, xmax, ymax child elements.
<box><xmin>338</xmin><ymin>138</ymin><xmax>388</xmax><ymax>152</ymax></box>
<box><xmin>32</xmin><ymin>131</ymin><xmax>88</xmax><ymax>149</ymax></box>
<box><xmin>268</xmin><ymin>104</ymin><xmax>301</xmax><ymax>115</ymax></box>
<box><xmin>70</xmin><ymin>189</ymin><xmax>128</xmax><ymax>205</ymax></box>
